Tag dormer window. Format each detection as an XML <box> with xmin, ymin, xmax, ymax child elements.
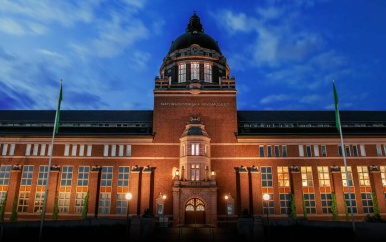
<box><xmin>178</xmin><ymin>62</ymin><xmax>212</xmax><ymax>83</ymax></box>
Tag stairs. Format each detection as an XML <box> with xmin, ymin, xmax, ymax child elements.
<box><xmin>145</xmin><ymin>224</ymin><xmax>245</xmax><ymax>242</ymax></box>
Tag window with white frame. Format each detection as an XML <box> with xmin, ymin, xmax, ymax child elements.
<box><xmin>321</xmin><ymin>145</ymin><xmax>327</xmax><ymax>157</ymax></box>
<box><xmin>191</xmin><ymin>143</ymin><xmax>200</xmax><ymax>156</ymax></box>
<box><xmin>360</xmin><ymin>145</ymin><xmax>366</xmax><ymax>156</ymax></box>
<box><xmin>18</xmin><ymin>165</ymin><xmax>34</xmax><ymax>213</ymax></box>
<box><xmin>299</xmin><ymin>145</ymin><xmax>304</xmax><ymax>157</ymax></box>
<box><xmin>282</xmin><ymin>145</ymin><xmax>288</xmax><ymax>157</ymax></box>
<box><xmin>267</xmin><ymin>145</ymin><xmax>272</xmax><ymax>157</ymax></box>
<box><xmin>306</xmin><ymin>145</ymin><xmax>312</xmax><ymax>157</ymax></box>
<box><xmin>301</xmin><ymin>166</ymin><xmax>314</xmax><ymax>187</ymax></box>
<box><xmin>376</xmin><ymin>145</ymin><xmax>383</xmax><ymax>156</ymax></box>
<box><xmin>274</xmin><ymin>145</ymin><xmax>280</xmax><ymax>157</ymax></box>
<box><xmin>116</xmin><ymin>166</ymin><xmax>130</xmax><ymax>215</ymax></box>
<box><xmin>352</xmin><ymin>145</ymin><xmax>359</xmax><ymax>157</ymax></box>
<box><xmin>59</xmin><ymin>166</ymin><xmax>73</xmax><ymax>213</ymax></box>
<box><xmin>313</xmin><ymin>145</ymin><xmax>319</xmax><ymax>157</ymax></box>
<box><xmin>341</xmin><ymin>166</ymin><xmax>354</xmax><ymax>187</ymax></box>
<box><xmin>204</xmin><ymin>63</ymin><xmax>212</xmax><ymax>82</ymax></box>
<box><xmin>259</xmin><ymin>146</ymin><xmax>265</xmax><ymax>157</ymax></box>
<box><xmin>178</xmin><ymin>63</ymin><xmax>186</xmax><ymax>82</ymax></box>
<box><xmin>190</xmin><ymin>164</ymin><xmax>200</xmax><ymax>181</ymax></box>
<box><xmin>75</xmin><ymin>166</ymin><xmax>90</xmax><ymax>214</ymax></box>
<box><xmin>191</xmin><ymin>62</ymin><xmax>199</xmax><ymax>80</ymax></box>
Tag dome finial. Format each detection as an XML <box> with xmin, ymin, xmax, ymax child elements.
<box><xmin>186</xmin><ymin>11</ymin><xmax>204</xmax><ymax>33</ymax></box>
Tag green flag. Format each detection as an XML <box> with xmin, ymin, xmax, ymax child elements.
<box><xmin>333</xmin><ymin>81</ymin><xmax>340</xmax><ymax>131</ymax></box>
<box><xmin>55</xmin><ymin>81</ymin><xmax>63</xmax><ymax>133</ymax></box>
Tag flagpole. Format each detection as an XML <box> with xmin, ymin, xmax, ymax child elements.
<box><xmin>39</xmin><ymin>80</ymin><xmax>62</xmax><ymax>242</ymax></box>
<box><xmin>333</xmin><ymin>80</ymin><xmax>355</xmax><ymax>234</ymax></box>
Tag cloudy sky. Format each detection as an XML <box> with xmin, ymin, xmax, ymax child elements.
<box><xmin>1</xmin><ymin>0</ymin><xmax>385</xmax><ymax>111</ymax></box>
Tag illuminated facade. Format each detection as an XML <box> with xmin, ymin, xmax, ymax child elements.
<box><xmin>1</xmin><ymin>13</ymin><xmax>386</xmax><ymax>225</ymax></box>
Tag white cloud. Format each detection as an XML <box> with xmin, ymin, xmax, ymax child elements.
<box><xmin>260</xmin><ymin>94</ymin><xmax>292</xmax><ymax>104</ymax></box>
<box><xmin>0</xmin><ymin>18</ymin><xmax>25</xmax><ymax>35</ymax></box>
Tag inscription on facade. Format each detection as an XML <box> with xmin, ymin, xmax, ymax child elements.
<box><xmin>160</xmin><ymin>102</ymin><xmax>229</xmax><ymax>107</ymax></box>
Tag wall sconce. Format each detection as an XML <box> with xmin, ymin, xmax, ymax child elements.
<box><xmin>175</xmin><ymin>169</ymin><xmax>179</xmax><ymax>176</ymax></box>
<box><xmin>211</xmin><ymin>170</ymin><xmax>215</xmax><ymax>176</ymax></box>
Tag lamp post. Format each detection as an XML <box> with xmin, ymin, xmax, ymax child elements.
<box><xmin>224</xmin><ymin>194</ymin><xmax>229</xmax><ymax>228</ymax></box>
<box><xmin>125</xmin><ymin>192</ymin><xmax>132</xmax><ymax>241</ymax></box>
<box><xmin>263</xmin><ymin>193</ymin><xmax>270</xmax><ymax>241</ymax></box>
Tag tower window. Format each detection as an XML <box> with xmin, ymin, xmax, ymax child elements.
<box><xmin>191</xmin><ymin>143</ymin><xmax>200</xmax><ymax>156</ymax></box>
<box><xmin>191</xmin><ymin>62</ymin><xmax>199</xmax><ymax>80</ymax></box>
<box><xmin>178</xmin><ymin>64</ymin><xmax>186</xmax><ymax>83</ymax></box>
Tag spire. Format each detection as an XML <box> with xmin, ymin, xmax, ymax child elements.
<box><xmin>185</xmin><ymin>11</ymin><xmax>204</xmax><ymax>33</ymax></box>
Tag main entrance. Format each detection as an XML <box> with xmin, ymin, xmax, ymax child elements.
<box><xmin>185</xmin><ymin>198</ymin><xmax>205</xmax><ymax>224</ymax></box>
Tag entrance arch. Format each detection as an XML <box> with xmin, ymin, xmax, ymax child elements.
<box><xmin>185</xmin><ymin>198</ymin><xmax>205</xmax><ymax>224</ymax></box>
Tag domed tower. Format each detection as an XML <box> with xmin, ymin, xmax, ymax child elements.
<box><xmin>159</xmin><ymin>12</ymin><xmax>230</xmax><ymax>84</ymax></box>
<box><xmin>153</xmin><ymin>12</ymin><xmax>237</xmax><ymax>144</ymax></box>
<box><xmin>153</xmin><ymin>12</ymin><xmax>237</xmax><ymax>227</ymax></box>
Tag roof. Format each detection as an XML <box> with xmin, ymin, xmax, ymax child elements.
<box><xmin>168</xmin><ymin>13</ymin><xmax>221</xmax><ymax>54</ymax></box>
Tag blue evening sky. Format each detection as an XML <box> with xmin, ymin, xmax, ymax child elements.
<box><xmin>1</xmin><ymin>0</ymin><xmax>385</xmax><ymax>111</ymax></box>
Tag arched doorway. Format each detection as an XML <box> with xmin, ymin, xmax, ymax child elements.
<box><xmin>185</xmin><ymin>198</ymin><xmax>205</xmax><ymax>225</ymax></box>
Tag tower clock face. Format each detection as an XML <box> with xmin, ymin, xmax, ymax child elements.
<box><xmin>191</xmin><ymin>47</ymin><xmax>198</xmax><ymax>53</ymax></box>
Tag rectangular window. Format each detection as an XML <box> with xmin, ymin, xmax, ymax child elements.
<box><xmin>126</xmin><ymin>145</ymin><xmax>132</xmax><ymax>157</ymax></box>
<box><xmin>61</xmin><ymin>166</ymin><xmax>73</xmax><ymax>187</ymax></box>
<box><xmin>298</xmin><ymin>145</ymin><xmax>304</xmax><ymax>157</ymax></box>
<box><xmin>64</xmin><ymin>144</ymin><xmax>70</xmax><ymax>156</ymax></box>
<box><xmin>261</xmin><ymin>167</ymin><xmax>273</xmax><ymax>187</ymax></box>
<box><xmin>341</xmin><ymin>166</ymin><xmax>354</xmax><ymax>187</ymax></box>
<box><xmin>25</xmin><ymin>144</ymin><xmax>31</xmax><ymax>156</ymax></box>
<box><xmin>77</xmin><ymin>166</ymin><xmax>90</xmax><ymax>186</ymax></box>
<box><xmin>321</xmin><ymin>145</ymin><xmax>327</xmax><ymax>157</ymax></box>
<box><xmin>301</xmin><ymin>166</ymin><xmax>313</xmax><ymax>187</ymax></box>
<box><xmin>345</xmin><ymin>145</ymin><xmax>351</xmax><ymax>157</ymax></box>
<box><xmin>282</xmin><ymin>145</ymin><xmax>288</xmax><ymax>157</ymax></box>
<box><xmin>263</xmin><ymin>193</ymin><xmax>274</xmax><ymax>215</ymax></box>
<box><xmin>33</xmin><ymin>144</ymin><xmax>39</xmax><ymax>156</ymax></box>
<box><xmin>0</xmin><ymin>165</ymin><xmax>11</xmax><ymax>185</ymax></box>
<box><xmin>279</xmin><ymin>193</ymin><xmax>290</xmax><ymax>215</ymax></box>
<box><xmin>259</xmin><ymin>146</ymin><xmax>265</xmax><ymax>157</ymax></box>
<box><xmin>204</xmin><ymin>63</ymin><xmax>212</xmax><ymax>82</ymax></box>
<box><xmin>338</xmin><ymin>145</ymin><xmax>343</xmax><ymax>157</ymax></box>
<box><xmin>119</xmin><ymin>145</ymin><xmax>124</xmax><ymax>157</ymax></box>
<box><xmin>1</xmin><ymin>144</ymin><xmax>8</xmax><ymax>156</ymax></box>
<box><xmin>360</xmin><ymin>145</ymin><xmax>366</xmax><ymax>157</ymax></box>
<box><xmin>357</xmin><ymin>166</ymin><xmax>370</xmax><ymax>186</ymax></box>
<box><xmin>116</xmin><ymin>166</ymin><xmax>130</xmax><ymax>215</ymax></box>
<box><xmin>361</xmin><ymin>193</ymin><xmax>373</xmax><ymax>214</ymax></box>
<box><xmin>75</xmin><ymin>192</ymin><xmax>88</xmax><ymax>214</ymax></box>
<box><xmin>40</xmin><ymin>144</ymin><xmax>46</xmax><ymax>156</ymax></box>
<box><xmin>71</xmin><ymin>145</ymin><xmax>77</xmax><ymax>156</ymax></box>
<box><xmin>18</xmin><ymin>165</ymin><xmax>34</xmax><ymax>213</ymax></box>
<box><xmin>34</xmin><ymin>191</ymin><xmax>45</xmax><ymax>213</ymax></box>
<box><xmin>320</xmin><ymin>193</ymin><xmax>332</xmax><ymax>214</ymax></box>
<box><xmin>303</xmin><ymin>193</ymin><xmax>316</xmax><ymax>214</ymax></box>
<box><xmin>313</xmin><ymin>145</ymin><xmax>319</xmax><ymax>157</ymax></box>
<box><xmin>191</xmin><ymin>143</ymin><xmax>200</xmax><ymax>156</ymax></box>
<box><xmin>274</xmin><ymin>145</ymin><xmax>280</xmax><ymax>157</ymax></box>
<box><xmin>277</xmin><ymin>166</ymin><xmax>289</xmax><ymax>187</ymax></box>
<box><xmin>34</xmin><ymin>166</ymin><xmax>48</xmax><ymax>216</ymax></box>
<box><xmin>9</xmin><ymin>144</ymin><xmax>15</xmax><ymax>156</ymax></box>
<box><xmin>103</xmin><ymin>145</ymin><xmax>109</xmax><ymax>157</ymax></box>
<box><xmin>191</xmin><ymin>62</ymin><xmax>199</xmax><ymax>80</ymax></box>
<box><xmin>178</xmin><ymin>63</ymin><xmax>186</xmax><ymax>83</ymax></box>
<box><xmin>317</xmin><ymin>166</ymin><xmax>330</xmax><ymax>187</ymax></box>
<box><xmin>75</xmin><ymin>166</ymin><xmax>90</xmax><ymax>214</ymax></box>
<box><xmin>191</xmin><ymin>164</ymin><xmax>200</xmax><ymax>181</ymax></box>
<box><xmin>111</xmin><ymin>145</ymin><xmax>116</xmax><ymax>157</ymax></box>
<box><xmin>306</xmin><ymin>145</ymin><xmax>312</xmax><ymax>157</ymax></box>
<box><xmin>37</xmin><ymin>165</ymin><xmax>49</xmax><ymax>186</ymax></box>
<box><xmin>381</xmin><ymin>166</ymin><xmax>386</xmax><ymax>186</ymax></box>
<box><xmin>59</xmin><ymin>166</ymin><xmax>73</xmax><ymax>213</ymax></box>
<box><xmin>79</xmin><ymin>145</ymin><xmax>85</xmax><ymax>156</ymax></box>
<box><xmin>352</xmin><ymin>145</ymin><xmax>359</xmax><ymax>157</ymax></box>
<box><xmin>87</xmin><ymin>145</ymin><xmax>92</xmax><ymax>156</ymax></box>
<box><xmin>267</xmin><ymin>146</ymin><xmax>272</xmax><ymax>157</ymax></box>
<box><xmin>376</xmin><ymin>145</ymin><xmax>383</xmax><ymax>156</ymax></box>
<box><xmin>344</xmin><ymin>193</ymin><xmax>357</xmax><ymax>213</ymax></box>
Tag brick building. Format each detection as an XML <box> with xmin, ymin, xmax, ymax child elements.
<box><xmin>1</xmin><ymin>13</ymin><xmax>386</xmax><ymax>226</ymax></box>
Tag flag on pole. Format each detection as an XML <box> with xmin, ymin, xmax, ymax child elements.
<box><xmin>333</xmin><ymin>80</ymin><xmax>340</xmax><ymax>131</ymax></box>
<box><xmin>55</xmin><ymin>81</ymin><xmax>63</xmax><ymax>133</ymax></box>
